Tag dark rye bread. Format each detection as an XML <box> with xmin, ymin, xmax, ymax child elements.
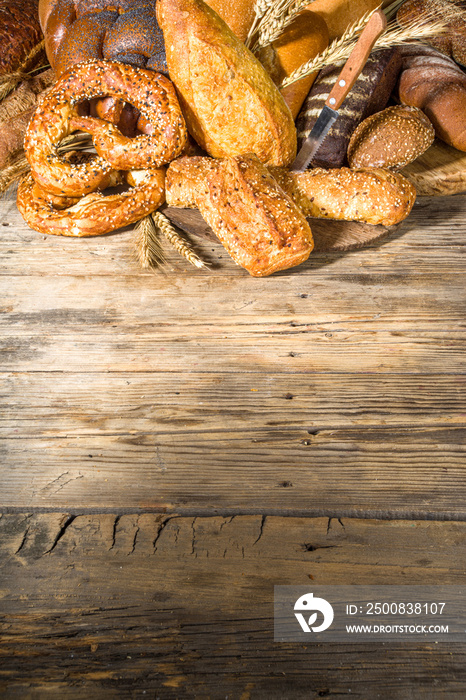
<box><xmin>296</xmin><ymin>48</ymin><xmax>402</xmax><ymax>169</ymax></box>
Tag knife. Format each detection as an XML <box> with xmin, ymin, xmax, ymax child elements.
<box><xmin>291</xmin><ymin>8</ymin><xmax>387</xmax><ymax>172</ymax></box>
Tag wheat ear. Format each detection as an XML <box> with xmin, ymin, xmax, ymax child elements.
<box><xmin>152</xmin><ymin>211</ymin><xmax>208</xmax><ymax>269</ymax></box>
<box><xmin>282</xmin><ymin>7</ymin><xmax>451</xmax><ymax>87</ymax></box>
<box><xmin>134</xmin><ymin>215</ymin><xmax>166</xmax><ymax>269</ymax></box>
<box><xmin>252</xmin><ymin>0</ymin><xmax>311</xmax><ymax>52</ymax></box>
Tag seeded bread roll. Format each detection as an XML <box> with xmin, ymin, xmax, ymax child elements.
<box><xmin>397</xmin><ymin>44</ymin><xmax>466</xmax><ymax>152</ymax></box>
<box><xmin>169</xmin><ymin>154</ymin><xmax>314</xmax><ymax>276</ymax></box>
<box><xmin>166</xmin><ymin>156</ymin><xmax>416</xmax><ymax>226</ymax></box>
<box><xmin>157</xmin><ymin>0</ymin><xmax>297</xmax><ymax>167</ymax></box>
<box><xmin>296</xmin><ymin>47</ymin><xmax>402</xmax><ymax>169</ymax></box>
<box><xmin>256</xmin><ymin>10</ymin><xmax>329</xmax><ymax>119</ymax></box>
<box><xmin>271</xmin><ymin>167</ymin><xmax>417</xmax><ymax>226</ymax></box>
<box><xmin>347</xmin><ymin>104</ymin><xmax>435</xmax><ymax>170</ymax></box>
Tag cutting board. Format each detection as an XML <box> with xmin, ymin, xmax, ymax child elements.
<box><xmin>163</xmin><ymin>139</ymin><xmax>466</xmax><ymax>254</ymax></box>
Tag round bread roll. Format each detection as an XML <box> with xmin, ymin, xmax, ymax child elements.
<box><xmin>256</xmin><ymin>10</ymin><xmax>329</xmax><ymax>119</ymax></box>
<box><xmin>347</xmin><ymin>104</ymin><xmax>435</xmax><ymax>170</ymax></box>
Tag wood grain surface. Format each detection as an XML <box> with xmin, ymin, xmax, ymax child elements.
<box><xmin>1</xmin><ymin>513</ymin><xmax>466</xmax><ymax>699</ymax></box>
<box><xmin>1</xmin><ymin>186</ymin><xmax>466</xmax><ymax>517</ymax></box>
<box><xmin>402</xmin><ymin>140</ymin><xmax>466</xmax><ymax>197</ymax></box>
<box><xmin>1</xmin><ymin>167</ymin><xmax>466</xmax><ymax>697</ymax></box>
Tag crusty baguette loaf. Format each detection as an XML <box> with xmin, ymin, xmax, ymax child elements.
<box><xmin>168</xmin><ymin>154</ymin><xmax>314</xmax><ymax>276</ymax></box>
<box><xmin>257</xmin><ymin>10</ymin><xmax>329</xmax><ymax>119</ymax></box>
<box><xmin>157</xmin><ymin>0</ymin><xmax>297</xmax><ymax>167</ymax></box>
<box><xmin>271</xmin><ymin>167</ymin><xmax>417</xmax><ymax>226</ymax></box>
<box><xmin>166</xmin><ymin>156</ymin><xmax>417</xmax><ymax>226</ymax></box>
<box><xmin>397</xmin><ymin>44</ymin><xmax>466</xmax><ymax>152</ymax></box>
<box><xmin>204</xmin><ymin>0</ymin><xmax>256</xmax><ymax>42</ymax></box>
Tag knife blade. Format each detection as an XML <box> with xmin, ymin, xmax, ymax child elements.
<box><xmin>291</xmin><ymin>8</ymin><xmax>387</xmax><ymax>172</ymax></box>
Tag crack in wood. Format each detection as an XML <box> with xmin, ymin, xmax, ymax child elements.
<box><xmin>44</xmin><ymin>514</ymin><xmax>76</xmax><ymax>554</ymax></box>
<box><xmin>253</xmin><ymin>515</ymin><xmax>267</xmax><ymax>546</ymax></box>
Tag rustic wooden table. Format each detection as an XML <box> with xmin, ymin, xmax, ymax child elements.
<box><xmin>1</xmin><ymin>181</ymin><xmax>465</xmax><ymax>698</ymax></box>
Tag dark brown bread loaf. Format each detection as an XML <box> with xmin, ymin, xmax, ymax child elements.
<box><xmin>347</xmin><ymin>104</ymin><xmax>435</xmax><ymax>170</ymax></box>
<box><xmin>296</xmin><ymin>47</ymin><xmax>402</xmax><ymax>169</ymax></box>
<box><xmin>397</xmin><ymin>0</ymin><xmax>466</xmax><ymax>68</ymax></box>
<box><xmin>397</xmin><ymin>44</ymin><xmax>466</xmax><ymax>152</ymax></box>
<box><xmin>0</xmin><ymin>0</ymin><xmax>43</xmax><ymax>75</ymax></box>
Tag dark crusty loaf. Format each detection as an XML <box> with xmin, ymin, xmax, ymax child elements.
<box><xmin>397</xmin><ymin>44</ymin><xmax>466</xmax><ymax>152</ymax></box>
<box><xmin>296</xmin><ymin>48</ymin><xmax>402</xmax><ymax>169</ymax></box>
<box><xmin>0</xmin><ymin>0</ymin><xmax>43</xmax><ymax>75</ymax></box>
<box><xmin>397</xmin><ymin>0</ymin><xmax>466</xmax><ymax>68</ymax></box>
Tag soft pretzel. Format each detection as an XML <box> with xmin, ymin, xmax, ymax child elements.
<box><xmin>24</xmin><ymin>60</ymin><xmax>187</xmax><ymax>197</ymax></box>
<box><xmin>17</xmin><ymin>166</ymin><xmax>166</xmax><ymax>237</ymax></box>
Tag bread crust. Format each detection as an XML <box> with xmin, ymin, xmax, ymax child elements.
<box><xmin>157</xmin><ymin>0</ymin><xmax>297</xmax><ymax>167</ymax></box>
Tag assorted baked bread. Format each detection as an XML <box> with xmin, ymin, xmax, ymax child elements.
<box><xmin>4</xmin><ymin>0</ymin><xmax>466</xmax><ymax>275</ymax></box>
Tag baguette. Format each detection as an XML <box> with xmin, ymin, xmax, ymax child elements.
<box><xmin>397</xmin><ymin>44</ymin><xmax>466</xmax><ymax>152</ymax></box>
<box><xmin>157</xmin><ymin>0</ymin><xmax>297</xmax><ymax>167</ymax></box>
<box><xmin>306</xmin><ymin>0</ymin><xmax>381</xmax><ymax>40</ymax></box>
<box><xmin>271</xmin><ymin>168</ymin><xmax>417</xmax><ymax>226</ymax></box>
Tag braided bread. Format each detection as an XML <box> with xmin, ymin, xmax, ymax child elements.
<box><xmin>39</xmin><ymin>0</ymin><xmax>167</xmax><ymax>76</ymax></box>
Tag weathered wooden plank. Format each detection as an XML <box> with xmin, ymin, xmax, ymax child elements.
<box><xmin>1</xmin><ymin>192</ymin><xmax>466</xmax><ymax>277</ymax></box>
<box><xmin>1</xmin><ymin>514</ymin><xmax>465</xmax><ymax>698</ymax></box>
<box><xmin>1</xmin><ymin>325</ymin><xmax>464</xmax><ymax>373</ymax></box>
<box><xmin>1</xmin><ymin>426</ymin><xmax>464</xmax><ymax>516</ymax></box>
<box><xmin>1</xmin><ymin>372</ymin><xmax>464</xmax><ymax>436</ymax></box>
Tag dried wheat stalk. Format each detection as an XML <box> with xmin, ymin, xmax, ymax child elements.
<box><xmin>281</xmin><ymin>6</ymin><xmax>453</xmax><ymax>88</ymax></box>
<box><xmin>152</xmin><ymin>211</ymin><xmax>208</xmax><ymax>269</ymax></box>
<box><xmin>134</xmin><ymin>214</ymin><xmax>166</xmax><ymax>269</ymax></box>
<box><xmin>251</xmin><ymin>0</ymin><xmax>311</xmax><ymax>51</ymax></box>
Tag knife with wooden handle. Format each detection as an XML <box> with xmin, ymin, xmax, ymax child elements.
<box><xmin>291</xmin><ymin>8</ymin><xmax>387</xmax><ymax>172</ymax></box>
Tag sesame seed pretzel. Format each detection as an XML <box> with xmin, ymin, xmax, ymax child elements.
<box><xmin>17</xmin><ymin>166</ymin><xmax>166</xmax><ymax>237</ymax></box>
<box><xmin>24</xmin><ymin>60</ymin><xmax>187</xmax><ymax>197</ymax></box>
<box><xmin>39</xmin><ymin>0</ymin><xmax>168</xmax><ymax>134</ymax></box>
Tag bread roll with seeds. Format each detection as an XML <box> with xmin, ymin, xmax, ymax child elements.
<box><xmin>347</xmin><ymin>105</ymin><xmax>435</xmax><ymax>170</ymax></box>
<box><xmin>271</xmin><ymin>167</ymin><xmax>416</xmax><ymax>226</ymax></box>
<box><xmin>166</xmin><ymin>156</ymin><xmax>416</xmax><ymax>226</ymax></box>
<box><xmin>167</xmin><ymin>154</ymin><xmax>314</xmax><ymax>276</ymax></box>
<box><xmin>157</xmin><ymin>0</ymin><xmax>297</xmax><ymax>167</ymax></box>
